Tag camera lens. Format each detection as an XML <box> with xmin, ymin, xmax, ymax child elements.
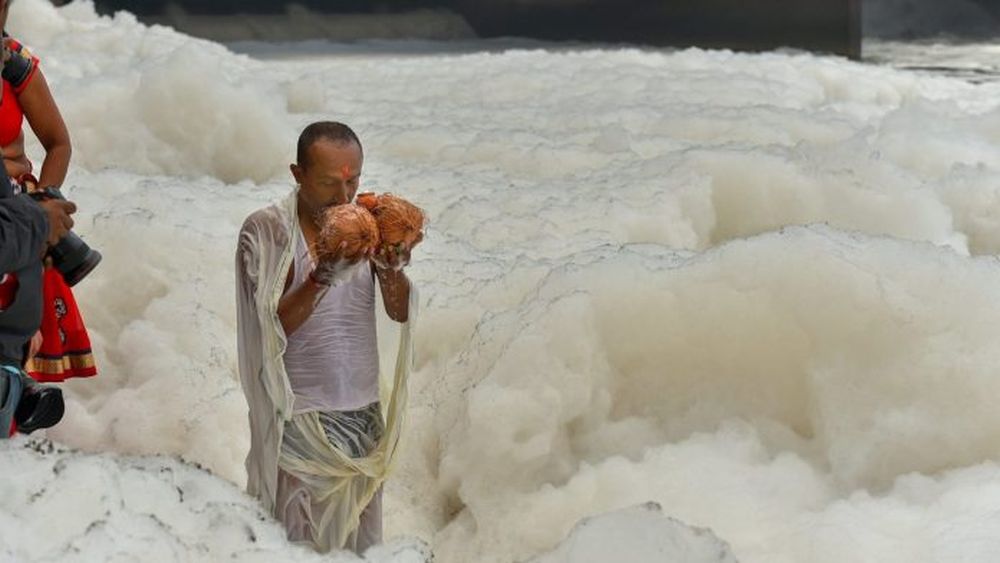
<box><xmin>48</xmin><ymin>232</ymin><xmax>101</xmax><ymax>287</ymax></box>
<box><xmin>28</xmin><ymin>187</ymin><xmax>102</xmax><ymax>285</ymax></box>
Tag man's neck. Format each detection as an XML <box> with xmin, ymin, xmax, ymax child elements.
<box><xmin>296</xmin><ymin>197</ymin><xmax>320</xmax><ymax>232</ymax></box>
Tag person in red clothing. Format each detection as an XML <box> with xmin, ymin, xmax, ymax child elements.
<box><xmin>0</xmin><ymin>0</ymin><xmax>96</xmax><ymax>385</ymax></box>
<box><xmin>0</xmin><ymin>173</ymin><xmax>77</xmax><ymax>437</ymax></box>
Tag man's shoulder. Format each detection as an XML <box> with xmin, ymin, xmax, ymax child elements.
<box><xmin>240</xmin><ymin>202</ymin><xmax>289</xmax><ymax>237</ymax></box>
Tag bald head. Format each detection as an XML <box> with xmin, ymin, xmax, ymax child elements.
<box><xmin>296</xmin><ymin>121</ymin><xmax>362</xmax><ymax>170</ymax></box>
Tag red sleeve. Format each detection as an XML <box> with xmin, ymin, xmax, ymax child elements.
<box><xmin>4</xmin><ymin>38</ymin><xmax>39</xmax><ymax>95</ymax></box>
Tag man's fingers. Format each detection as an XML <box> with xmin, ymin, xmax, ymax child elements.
<box><xmin>373</xmin><ymin>244</ymin><xmax>411</xmax><ymax>271</ymax></box>
<box><xmin>331</xmin><ymin>241</ymin><xmax>358</xmax><ymax>262</ymax></box>
<box><xmin>40</xmin><ymin>199</ymin><xmax>79</xmax><ymax>244</ymax></box>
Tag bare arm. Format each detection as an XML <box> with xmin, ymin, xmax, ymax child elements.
<box><xmin>375</xmin><ymin>266</ymin><xmax>410</xmax><ymax>323</ymax></box>
<box><xmin>19</xmin><ymin>70</ymin><xmax>71</xmax><ymax>188</ymax></box>
<box><xmin>372</xmin><ymin>241</ymin><xmax>418</xmax><ymax>323</ymax></box>
<box><xmin>277</xmin><ymin>265</ymin><xmax>329</xmax><ymax>336</ymax></box>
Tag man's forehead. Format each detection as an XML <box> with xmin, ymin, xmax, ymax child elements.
<box><xmin>309</xmin><ymin>138</ymin><xmax>361</xmax><ymax>158</ymax></box>
<box><xmin>307</xmin><ymin>141</ymin><xmax>362</xmax><ymax>175</ymax></box>
<box><xmin>313</xmin><ymin>165</ymin><xmax>361</xmax><ymax>179</ymax></box>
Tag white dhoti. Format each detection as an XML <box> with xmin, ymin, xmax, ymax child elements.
<box><xmin>277</xmin><ymin>404</ymin><xmax>385</xmax><ymax>552</ymax></box>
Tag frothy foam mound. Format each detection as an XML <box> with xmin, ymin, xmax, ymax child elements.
<box><xmin>10</xmin><ymin>0</ymin><xmax>295</xmax><ymax>183</ymax></box>
<box><xmin>424</xmin><ymin>228</ymin><xmax>1000</xmax><ymax>561</ymax></box>
<box><xmin>0</xmin><ymin>438</ymin><xmax>431</xmax><ymax>562</ymax></box>
<box><xmin>530</xmin><ymin>503</ymin><xmax>738</xmax><ymax>563</ymax></box>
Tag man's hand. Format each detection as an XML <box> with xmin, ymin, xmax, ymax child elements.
<box><xmin>279</xmin><ymin>239</ymin><xmax>375</xmax><ymax>336</ymax></box>
<box><xmin>312</xmin><ymin>241</ymin><xmax>374</xmax><ymax>287</ymax></box>
<box><xmin>372</xmin><ymin>232</ymin><xmax>423</xmax><ymax>272</ymax></box>
<box><xmin>38</xmin><ymin>198</ymin><xmax>76</xmax><ymax>247</ymax></box>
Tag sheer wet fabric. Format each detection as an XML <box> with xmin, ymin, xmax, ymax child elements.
<box><xmin>236</xmin><ymin>189</ymin><xmax>416</xmax><ymax>553</ymax></box>
<box><xmin>277</xmin><ymin>403</ymin><xmax>385</xmax><ymax>552</ymax></box>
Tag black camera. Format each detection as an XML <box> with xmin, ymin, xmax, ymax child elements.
<box><xmin>28</xmin><ymin>187</ymin><xmax>101</xmax><ymax>286</ymax></box>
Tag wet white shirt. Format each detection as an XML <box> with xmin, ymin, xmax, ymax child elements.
<box><xmin>283</xmin><ymin>226</ymin><xmax>380</xmax><ymax>413</ymax></box>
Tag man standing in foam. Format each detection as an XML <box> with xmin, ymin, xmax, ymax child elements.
<box><xmin>236</xmin><ymin>121</ymin><xmax>418</xmax><ymax>553</ymax></box>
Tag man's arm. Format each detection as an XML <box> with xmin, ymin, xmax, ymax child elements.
<box><xmin>277</xmin><ymin>242</ymin><xmax>372</xmax><ymax>336</ymax></box>
<box><xmin>0</xmin><ymin>195</ymin><xmax>47</xmax><ymax>272</ymax></box>
<box><xmin>376</xmin><ymin>266</ymin><xmax>410</xmax><ymax>323</ymax></box>
<box><xmin>280</xmin><ymin>260</ymin><xmax>411</xmax><ymax>330</ymax></box>
<box><xmin>372</xmin><ymin>238</ymin><xmax>420</xmax><ymax>323</ymax></box>
<box><xmin>277</xmin><ymin>265</ymin><xmax>329</xmax><ymax>336</ymax></box>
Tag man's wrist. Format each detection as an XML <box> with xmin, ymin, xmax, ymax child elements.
<box><xmin>374</xmin><ymin>261</ymin><xmax>397</xmax><ymax>275</ymax></box>
<box><xmin>373</xmin><ymin>256</ymin><xmax>410</xmax><ymax>274</ymax></box>
<box><xmin>307</xmin><ymin>269</ymin><xmax>330</xmax><ymax>289</ymax></box>
<box><xmin>375</xmin><ymin>265</ymin><xmax>409</xmax><ymax>286</ymax></box>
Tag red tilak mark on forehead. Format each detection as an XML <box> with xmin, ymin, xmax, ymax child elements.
<box><xmin>341</xmin><ymin>165</ymin><xmax>352</xmax><ymax>178</ymax></box>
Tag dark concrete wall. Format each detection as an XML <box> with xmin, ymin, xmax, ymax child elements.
<box><xmin>87</xmin><ymin>0</ymin><xmax>861</xmax><ymax>58</ymax></box>
<box><xmin>865</xmin><ymin>0</ymin><xmax>1000</xmax><ymax>39</ymax></box>
<box><xmin>457</xmin><ymin>0</ymin><xmax>861</xmax><ymax>58</ymax></box>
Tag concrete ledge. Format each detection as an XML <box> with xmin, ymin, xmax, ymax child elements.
<box><xmin>143</xmin><ymin>5</ymin><xmax>476</xmax><ymax>42</ymax></box>
<box><xmin>91</xmin><ymin>0</ymin><xmax>861</xmax><ymax>58</ymax></box>
<box><xmin>457</xmin><ymin>0</ymin><xmax>861</xmax><ymax>58</ymax></box>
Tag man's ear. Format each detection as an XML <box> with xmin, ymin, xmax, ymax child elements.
<box><xmin>290</xmin><ymin>163</ymin><xmax>303</xmax><ymax>184</ymax></box>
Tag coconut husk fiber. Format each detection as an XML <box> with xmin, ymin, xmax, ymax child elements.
<box><xmin>355</xmin><ymin>192</ymin><xmax>425</xmax><ymax>249</ymax></box>
<box><xmin>314</xmin><ymin>203</ymin><xmax>380</xmax><ymax>260</ymax></box>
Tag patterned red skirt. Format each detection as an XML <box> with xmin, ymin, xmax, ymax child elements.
<box><xmin>24</xmin><ymin>266</ymin><xmax>97</xmax><ymax>382</ymax></box>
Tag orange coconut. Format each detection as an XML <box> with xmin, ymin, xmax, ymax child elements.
<box><xmin>314</xmin><ymin>204</ymin><xmax>380</xmax><ymax>260</ymax></box>
<box><xmin>356</xmin><ymin>192</ymin><xmax>379</xmax><ymax>212</ymax></box>
<box><xmin>355</xmin><ymin>192</ymin><xmax>425</xmax><ymax>249</ymax></box>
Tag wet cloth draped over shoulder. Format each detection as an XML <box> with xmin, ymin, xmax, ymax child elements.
<box><xmin>235</xmin><ymin>189</ymin><xmax>417</xmax><ymax>552</ymax></box>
